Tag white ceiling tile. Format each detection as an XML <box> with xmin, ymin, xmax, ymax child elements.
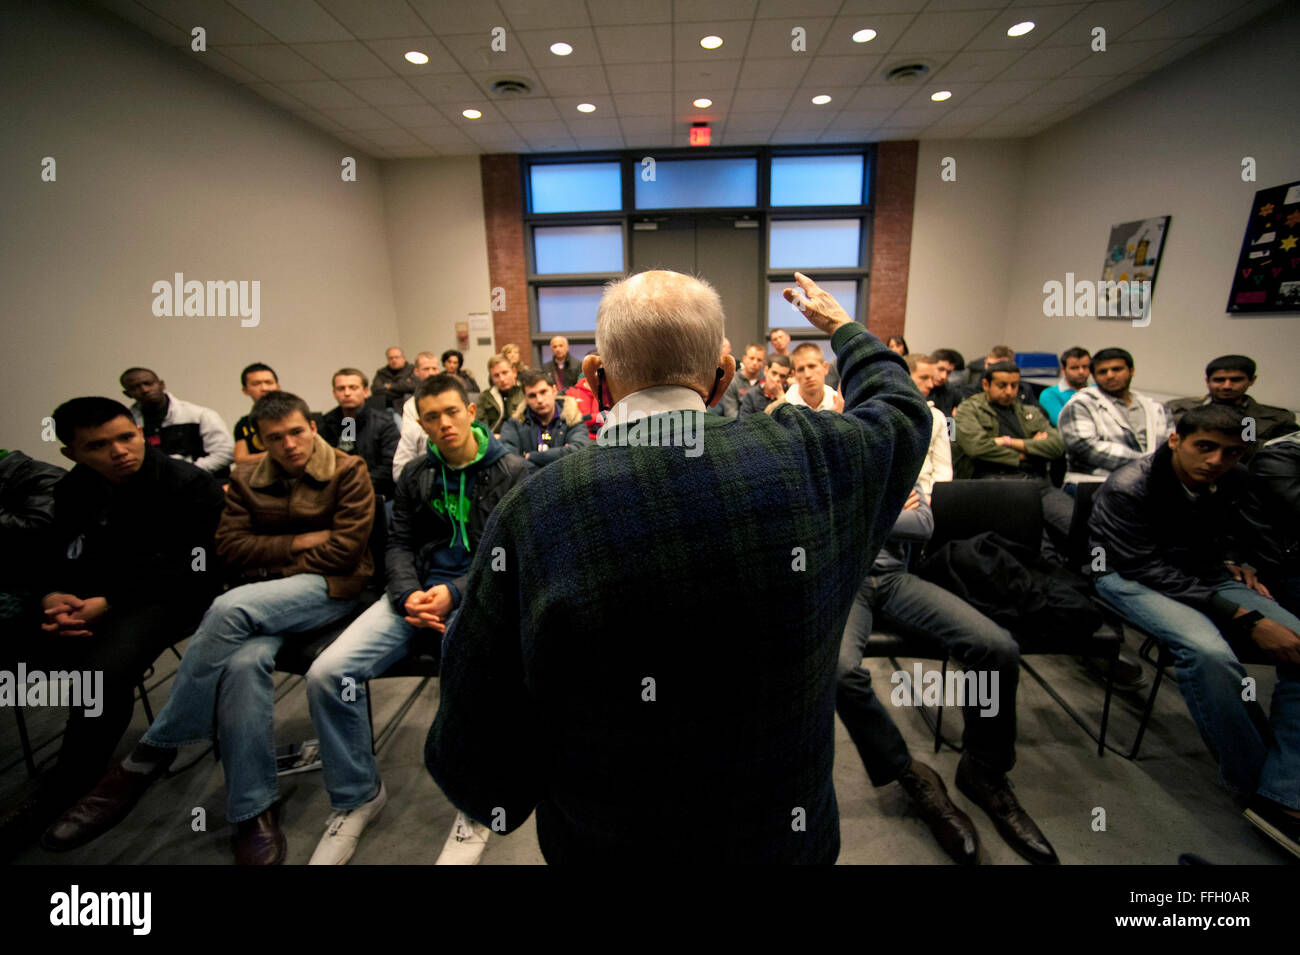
<box><xmin>674</xmin><ymin>58</ymin><xmax>743</xmax><ymax>91</ymax></box>
<box><xmin>607</xmin><ymin>63</ymin><xmax>675</xmax><ymax>93</ymax></box>
<box><xmin>743</xmin><ymin>17</ymin><xmax>835</xmax><ymax>59</ymax></box>
<box><xmin>593</xmin><ymin>23</ymin><xmax>674</xmax><ymax>63</ymax></box>
<box><xmin>576</xmin><ymin>136</ymin><xmax>628</xmax><ymax>149</ymax></box>
<box><xmin>1032</xmin><ymin>72</ymin><xmax>1113</xmax><ymax>103</ymax></box>
<box><xmin>291</xmin><ymin>41</ymin><xmax>395</xmax><ymax>79</ymax></box>
<box><xmin>515</xmin><ymin>27</ymin><xmax>603</xmax><ymax>66</ymax></box>
<box><xmin>362</xmin><ymin>127</ymin><xmax>423</xmax><ymax>147</ymax></box>
<box><xmin>497</xmin><ymin>0</ymin><xmax>591</xmax><ymax>30</ymax></box>
<box><xmin>344</xmin><ymin>77</ymin><xmax>426</xmax><ymax>106</ymax></box>
<box><xmin>672</xmin><ymin>21</ymin><xmax>750</xmax><ymax>61</ymax></box>
<box><xmin>512</xmin><ymin>120</ymin><xmax>574</xmax><ymax>138</ymax></box>
<box><xmin>439</xmin><ymin>31</ymin><xmax>531</xmax><ymax>71</ymax></box>
<box><xmin>801</xmin><ymin>54</ymin><xmax>882</xmax><ymax>86</ymax></box>
<box><xmin>768</xmin><ymin>130</ymin><xmax>821</xmax><ymax>144</ymax></box>
<box><xmin>757</xmin><ymin>0</ymin><xmax>841</xmax><ymax>15</ymax></box>
<box><xmin>674</xmin><ymin>0</ymin><xmax>757</xmax><ymax>23</ymax></box>
<box><xmin>362</xmin><ymin>36</ymin><xmax>462</xmax><ymax>74</ymax></box>
<box><xmin>898</xmin><ymin>80</ymin><xmax>983</xmax><ymax>107</ymax></box>
<box><xmin>827</xmin><ymin>108</ymin><xmax>895</xmax><ymax>131</ymax></box>
<box><xmin>133</xmin><ymin>0</ymin><xmax>278</xmax><ymax>44</ymax></box>
<box><xmin>1000</xmin><ymin>44</ymin><xmax>1090</xmax><ymax>79</ymax></box>
<box><xmin>535</xmin><ymin>65</ymin><xmax>609</xmax><ymax>96</ymax></box>
<box><xmin>1061</xmin><ymin>38</ymin><xmax>1178</xmax><ymax>76</ymax></box>
<box><xmin>244</xmin><ymin>82</ymin><xmax>310</xmax><ymax>110</ymax></box>
<box><xmin>321</xmin><ymin>106</ymin><xmax>400</xmax><ymax>130</ymax></box>
<box><xmin>984</xmin><ymin>101</ymin><xmax>1063</xmax><ymax>124</ymax></box>
<box><xmin>1124</xmin><ymin>0</ymin><xmax>1248</xmax><ymax>40</ymax></box>
<box><xmin>838</xmin><ymin>0</ymin><xmax>927</xmax><ymax>13</ymax></box>
<box><xmin>406</xmin><ymin>72</ymin><xmax>489</xmax><ymax>103</ymax></box>
<box><xmin>867</xmin><ymin>126</ymin><xmax>926</xmax><ymax>140</ymax></box>
<box><xmin>615</xmin><ymin>91</ymin><xmax>673</xmax><ymax>116</ymax></box>
<box><xmin>724</xmin><ymin>111</ymin><xmax>784</xmax><ymax>130</ymax></box>
<box><xmin>378</xmin><ymin>104</ymin><xmax>449</xmax><ymax>125</ymax></box>
<box><xmin>935</xmin><ymin>49</ymin><xmax>1025</xmax><ymax>83</ymax></box>
<box><xmin>887</xmin><ymin>106</ymin><xmax>949</xmax><ymax>126</ymax></box>
<box><xmin>894</xmin><ymin>9</ymin><xmax>1002</xmax><ymax>51</ymax></box>
<box><xmin>563</xmin><ymin>118</ymin><xmax>623</xmax><ymax>138</ymax></box>
<box><xmin>466</xmin><ymin>122</ymin><xmax>524</xmax><ymax>141</ymax></box>
<box><xmin>199</xmin><ymin>50</ymin><xmax>264</xmax><ymax>84</ymax></box>
<box><xmin>226</xmin><ymin>0</ymin><xmax>352</xmax><ymax>43</ymax></box>
<box><xmin>732</xmin><ymin>87</ymin><xmax>794</xmax><ymax>110</ymax></box>
<box><xmin>619</xmin><ymin>117</ymin><xmax>673</xmax><ymax>136</ymax></box>
<box><xmin>405</xmin><ymin>0</ymin><xmax>509</xmax><ymax>33</ymax></box>
<box><xmin>314</xmin><ymin>0</ymin><xmax>431</xmax><ymax>39</ymax></box>
<box><xmin>818</xmin><ymin>129</ymin><xmax>876</xmax><ymax>143</ymax></box>
<box><xmin>1037</xmin><ymin>0</ymin><xmax>1174</xmax><ymax>48</ymax></box>
<box><xmin>276</xmin><ymin>79</ymin><xmax>369</xmax><ymax>109</ymax></box>
<box><xmin>774</xmin><ymin>112</ymin><xmax>836</xmax><ymax>132</ymax></box>
<box><xmin>219</xmin><ymin>44</ymin><xmax>329</xmax><ymax>82</ymax></box>
<box><xmin>737</xmin><ymin>57</ymin><xmax>810</xmax><ymax>89</ymax></box>
<box><xmin>494</xmin><ymin>97</ymin><xmax>562</xmax><ymax>121</ymax></box>
<box><xmin>964</xmin><ymin>78</ymin><xmax>1044</xmax><ymax>105</ymax></box>
<box><xmin>816</xmin><ymin>13</ymin><xmax>919</xmax><ymax>56</ymax></box>
<box><xmin>845</xmin><ymin>84</ymin><xmax>915</xmax><ymax>109</ymax></box>
<box><xmin>588</xmin><ymin>0</ymin><xmax>673</xmax><ymax>26</ymax></box>
<box><xmin>965</xmin><ymin>5</ymin><xmax>1088</xmax><ymax>52</ymax></box>
<box><xmin>965</xmin><ymin>124</ymin><xmax>1034</xmax><ymax>138</ymax></box>
<box><xmin>928</xmin><ymin>103</ymin><xmax>1005</xmax><ymax>125</ymax></box>
<box><xmin>411</xmin><ymin>126</ymin><xmax>474</xmax><ymax>147</ymax></box>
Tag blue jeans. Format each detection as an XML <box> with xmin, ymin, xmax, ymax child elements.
<box><xmin>142</xmin><ymin>575</ymin><xmax>357</xmax><ymax>822</ymax></box>
<box><xmin>1094</xmin><ymin>574</ymin><xmax>1300</xmax><ymax>809</ymax></box>
<box><xmin>837</xmin><ymin>570</ymin><xmax>1021</xmax><ymax>785</ymax></box>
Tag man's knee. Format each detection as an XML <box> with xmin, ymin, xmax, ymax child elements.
<box><xmin>203</xmin><ymin>590</ymin><xmax>253</xmax><ymax>632</ymax></box>
<box><xmin>226</xmin><ymin>639</ymin><xmax>277</xmax><ymax>678</ymax></box>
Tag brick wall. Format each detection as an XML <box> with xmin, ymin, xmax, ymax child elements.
<box><xmin>866</xmin><ymin>140</ymin><xmax>918</xmax><ymax>343</ymax></box>
<box><xmin>479</xmin><ymin>153</ymin><xmax>530</xmax><ymax>356</ymax></box>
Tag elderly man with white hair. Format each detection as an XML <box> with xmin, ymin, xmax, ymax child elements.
<box><xmin>424</xmin><ymin>269</ymin><xmax>931</xmax><ymax>864</ymax></box>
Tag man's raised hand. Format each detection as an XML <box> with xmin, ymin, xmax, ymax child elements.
<box><xmin>782</xmin><ymin>272</ymin><xmax>852</xmax><ymax>336</ymax></box>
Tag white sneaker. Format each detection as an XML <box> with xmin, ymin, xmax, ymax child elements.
<box><xmin>308</xmin><ymin>782</ymin><xmax>388</xmax><ymax>865</ymax></box>
<box><xmin>435</xmin><ymin>810</ymin><xmax>491</xmax><ymax>865</ymax></box>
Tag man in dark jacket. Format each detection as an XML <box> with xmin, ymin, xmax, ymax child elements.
<box><xmin>499</xmin><ymin>369</ymin><xmax>590</xmax><ymax>466</ymax></box>
<box><xmin>373</xmin><ymin>347</ymin><xmax>416</xmax><ymax>415</ymax></box>
<box><xmin>318</xmin><ymin>368</ymin><xmax>400</xmax><ymax>498</ymax></box>
<box><xmin>1090</xmin><ymin>404</ymin><xmax>1300</xmax><ymax>857</ymax></box>
<box><xmin>25</xmin><ymin>400</ymin><xmax>224</xmax><ymax>834</ymax></box>
<box><xmin>1239</xmin><ymin>431</ymin><xmax>1300</xmax><ymax>617</ymax></box>
<box><xmin>1167</xmin><ymin>354</ymin><xmax>1297</xmax><ymax>462</ymax></box>
<box><xmin>426</xmin><ymin>270</ymin><xmax>930</xmax><ymax>864</ymax></box>
<box><xmin>0</xmin><ymin>450</ymin><xmax>66</xmax><ymax>619</ymax></box>
<box><xmin>476</xmin><ymin>353</ymin><xmax>525</xmax><ymax>436</ymax></box>
<box><xmin>44</xmin><ymin>391</ymin><xmax>374</xmax><ymax>865</ymax></box>
<box><xmin>303</xmin><ymin>373</ymin><xmax>530</xmax><ymax>865</ymax></box>
<box><xmin>543</xmin><ymin>335</ymin><xmax>581</xmax><ymax>392</ymax></box>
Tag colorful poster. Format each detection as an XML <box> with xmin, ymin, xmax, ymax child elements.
<box><xmin>1227</xmin><ymin>179</ymin><xmax>1300</xmax><ymax>313</ymax></box>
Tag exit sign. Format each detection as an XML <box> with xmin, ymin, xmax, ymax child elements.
<box><xmin>689</xmin><ymin>124</ymin><xmax>711</xmax><ymax>146</ymax></box>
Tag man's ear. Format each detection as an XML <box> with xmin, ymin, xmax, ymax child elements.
<box><xmin>581</xmin><ymin>353</ymin><xmax>604</xmax><ymax>401</ymax></box>
<box><xmin>709</xmin><ymin>354</ymin><xmax>738</xmax><ymax>407</ymax></box>
<box><xmin>310</xmin><ymin>419</ymin><xmax>318</xmax><ymax>434</ymax></box>
<box><xmin>467</xmin><ymin>401</ymin><xmax>476</xmax><ymax>419</ymax></box>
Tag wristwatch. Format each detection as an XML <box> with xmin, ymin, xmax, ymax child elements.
<box><xmin>1233</xmin><ymin>609</ymin><xmax>1264</xmax><ymax>637</ymax></box>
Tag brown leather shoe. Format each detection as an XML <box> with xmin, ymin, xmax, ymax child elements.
<box><xmin>956</xmin><ymin>754</ymin><xmax>1059</xmax><ymax>865</ymax></box>
<box><xmin>232</xmin><ymin>805</ymin><xmax>286</xmax><ymax>865</ymax></box>
<box><xmin>41</xmin><ymin>762</ymin><xmax>167</xmax><ymax>852</ymax></box>
<box><xmin>896</xmin><ymin>759</ymin><xmax>981</xmax><ymax>865</ymax></box>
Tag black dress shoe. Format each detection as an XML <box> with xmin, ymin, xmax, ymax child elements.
<box><xmin>955</xmin><ymin>755</ymin><xmax>1059</xmax><ymax>865</ymax></box>
<box><xmin>232</xmin><ymin>804</ymin><xmax>286</xmax><ymax>865</ymax></box>
<box><xmin>896</xmin><ymin>760</ymin><xmax>981</xmax><ymax>865</ymax></box>
<box><xmin>41</xmin><ymin>758</ymin><xmax>172</xmax><ymax>852</ymax></box>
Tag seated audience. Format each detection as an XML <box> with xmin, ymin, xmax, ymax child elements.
<box><xmin>739</xmin><ymin>354</ymin><xmax>791</xmax><ymax>419</ymax></box>
<box><xmin>391</xmin><ymin>352</ymin><xmax>442</xmax><ymax>480</ymax></box>
<box><xmin>959</xmin><ymin>346</ymin><xmax>1041</xmax><ymax>409</ymax></box>
<box><xmin>543</xmin><ymin>336</ymin><xmax>581</xmax><ymax>392</ymax></box>
<box><xmin>120</xmin><ymin>367</ymin><xmax>234</xmax><ymax>479</ymax></box>
<box><xmin>719</xmin><ymin>343</ymin><xmax>766</xmax><ymax>418</ymax></box>
<box><xmin>373</xmin><ymin>347</ymin><xmax>415</xmax><ymax>419</ymax></box>
<box><xmin>785</xmin><ymin>342</ymin><xmax>843</xmax><ymax>412</ymax></box>
<box><xmin>232</xmin><ymin>363</ymin><xmax>279</xmax><ymax>465</ymax></box>
<box><xmin>953</xmin><ymin>361</ymin><xmax>1073</xmax><ymax>550</ymax></box>
<box><xmin>477</xmin><ymin>353</ymin><xmax>526</xmax><ymax>437</ymax></box>
<box><xmin>1239</xmin><ymin>431</ymin><xmax>1300</xmax><ymax>618</ymax></box>
<box><xmin>1089</xmin><ymin>404</ymin><xmax>1300</xmax><ymax>858</ymax></box>
<box><xmin>565</xmin><ymin>348</ymin><xmax>604</xmax><ymax>440</ymax></box>
<box><xmin>20</xmin><ymin>399</ymin><xmax>223</xmax><ymax>847</ymax></box>
<box><xmin>1037</xmin><ymin>347</ymin><xmax>1091</xmax><ymax>426</ymax></box>
<box><xmin>440</xmin><ymin>350</ymin><xmax>480</xmax><ymax>394</ymax></box>
<box><xmin>1058</xmin><ymin>347</ymin><xmax>1171</xmax><ymax>492</ymax></box>
<box><xmin>304</xmin><ymin>374</ymin><xmax>530</xmax><ymax>865</ymax></box>
<box><xmin>1167</xmin><ymin>355</ymin><xmax>1297</xmax><ymax>461</ymax></box>
<box><xmin>319</xmin><ymin>368</ymin><xmax>399</xmax><ymax>499</ymax></box>
<box><xmin>904</xmin><ymin>353</ymin><xmax>953</xmax><ymax>498</ymax></box>
<box><xmin>767</xmin><ymin>327</ymin><xmax>791</xmax><ymax>360</ymax></box>
<box><xmin>0</xmin><ymin>449</ymin><xmax>65</xmax><ymax>622</ymax></box>
<box><xmin>886</xmin><ymin>335</ymin><xmax>909</xmax><ymax>356</ymax></box>
<box><xmin>500</xmin><ymin>370</ymin><xmax>590</xmax><ymax>466</ymax></box>
<box><xmin>928</xmin><ymin>348</ymin><xmax>965</xmax><ymax>416</ymax></box>
<box><xmin>838</xmin><ymin>485</ymin><xmax>1056</xmax><ymax>865</ymax></box>
<box><xmin>44</xmin><ymin>392</ymin><xmax>374</xmax><ymax>865</ymax></box>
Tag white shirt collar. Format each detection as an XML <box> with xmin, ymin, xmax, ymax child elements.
<box><xmin>786</xmin><ymin>383</ymin><xmax>835</xmax><ymax>411</ymax></box>
<box><xmin>602</xmin><ymin>385</ymin><xmax>705</xmax><ymax>428</ymax></box>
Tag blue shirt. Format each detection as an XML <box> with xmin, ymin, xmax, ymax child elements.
<box><xmin>1038</xmin><ymin>383</ymin><xmax>1077</xmax><ymax>426</ymax></box>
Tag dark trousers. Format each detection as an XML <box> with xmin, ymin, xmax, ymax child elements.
<box><xmin>836</xmin><ymin>570</ymin><xmax>1021</xmax><ymax>786</ymax></box>
<box><xmin>23</xmin><ymin>601</ymin><xmax>206</xmax><ymax>807</ymax></box>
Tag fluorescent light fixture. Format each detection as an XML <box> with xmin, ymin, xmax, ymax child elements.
<box><xmin>930</xmin><ymin>90</ymin><xmax>952</xmax><ymax>102</ymax></box>
<box><xmin>1007</xmin><ymin>21</ymin><xmax>1035</xmax><ymax>37</ymax></box>
<box><xmin>550</xmin><ymin>41</ymin><xmax>573</xmax><ymax>55</ymax></box>
<box><xmin>693</xmin><ymin>97</ymin><xmax>712</xmax><ymax>108</ymax></box>
<box><xmin>404</xmin><ymin>51</ymin><xmax>428</xmax><ymax>64</ymax></box>
<box><xmin>576</xmin><ymin>103</ymin><xmax>596</xmax><ymax>113</ymax></box>
<box><xmin>851</xmin><ymin>29</ymin><xmax>877</xmax><ymax>43</ymax></box>
<box><xmin>462</xmin><ymin>108</ymin><xmax>482</xmax><ymax>119</ymax></box>
<box><xmin>811</xmin><ymin>94</ymin><xmax>832</xmax><ymax>105</ymax></box>
<box><xmin>699</xmin><ymin>35</ymin><xmax>723</xmax><ymax>50</ymax></box>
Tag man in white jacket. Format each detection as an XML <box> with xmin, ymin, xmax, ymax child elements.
<box><xmin>905</xmin><ymin>353</ymin><xmax>953</xmax><ymax>499</ymax></box>
<box><xmin>121</xmin><ymin>367</ymin><xmax>233</xmax><ymax>478</ymax></box>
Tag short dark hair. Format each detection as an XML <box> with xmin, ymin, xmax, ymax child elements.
<box><xmin>52</xmin><ymin>397</ymin><xmax>136</xmax><ymax>446</ymax></box>
<box><xmin>332</xmin><ymin>367</ymin><xmax>369</xmax><ymax>388</ymax></box>
<box><xmin>1060</xmin><ymin>346</ymin><xmax>1090</xmax><ymax>365</ymax></box>
<box><xmin>518</xmin><ymin>369</ymin><xmax>553</xmax><ymax>390</ymax></box>
<box><xmin>118</xmin><ymin>366</ymin><xmax>157</xmax><ymax>386</ymax></box>
<box><xmin>241</xmin><ymin>362</ymin><xmax>278</xmax><ymax>387</ymax></box>
<box><xmin>767</xmin><ymin>353</ymin><xmax>792</xmax><ymax>369</ymax></box>
<box><xmin>1176</xmin><ymin>403</ymin><xmax>1245</xmax><ymax>438</ymax></box>
<box><xmin>415</xmin><ymin>373</ymin><xmax>469</xmax><ymax>410</ymax></box>
<box><xmin>931</xmin><ymin>348</ymin><xmax>964</xmax><ymax>370</ymax></box>
<box><xmin>983</xmin><ymin>361</ymin><xmax>1020</xmax><ymax>383</ymax></box>
<box><xmin>1091</xmin><ymin>347</ymin><xmax>1133</xmax><ymax>369</ymax></box>
<box><xmin>791</xmin><ymin>342</ymin><xmax>825</xmax><ymax>361</ymax></box>
<box><xmin>441</xmin><ymin>349</ymin><xmax>464</xmax><ymax>367</ymax></box>
<box><xmin>887</xmin><ymin>335</ymin><xmax>909</xmax><ymax>352</ymax></box>
<box><xmin>249</xmin><ymin>391</ymin><xmax>312</xmax><ymax>434</ymax></box>
<box><xmin>1205</xmin><ymin>354</ymin><xmax>1256</xmax><ymax>378</ymax></box>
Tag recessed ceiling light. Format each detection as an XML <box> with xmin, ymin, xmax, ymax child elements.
<box><xmin>462</xmin><ymin>108</ymin><xmax>482</xmax><ymax>119</ymax></box>
<box><xmin>693</xmin><ymin>97</ymin><xmax>712</xmax><ymax>108</ymax></box>
<box><xmin>811</xmin><ymin>94</ymin><xmax>832</xmax><ymax>105</ymax></box>
<box><xmin>699</xmin><ymin>35</ymin><xmax>723</xmax><ymax>50</ymax></box>
<box><xmin>550</xmin><ymin>41</ymin><xmax>573</xmax><ymax>56</ymax></box>
<box><xmin>576</xmin><ymin>103</ymin><xmax>596</xmax><ymax>113</ymax></box>
<box><xmin>1007</xmin><ymin>21</ymin><xmax>1035</xmax><ymax>37</ymax></box>
<box><xmin>404</xmin><ymin>51</ymin><xmax>428</xmax><ymax>64</ymax></box>
<box><xmin>930</xmin><ymin>90</ymin><xmax>952</xmax><ymax>102</ymax></box>
<box><xmin>851</xmin><ymin>29</ymin><xmax>877</xmax><ymax>43</ymax></box>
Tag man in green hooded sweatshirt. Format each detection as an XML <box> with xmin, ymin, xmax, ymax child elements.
<box><xmin>302</xmin><ymin>373</ymin><xmax>531</xmax><ymax>866</ymax></box>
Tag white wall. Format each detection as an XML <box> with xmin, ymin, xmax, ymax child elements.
<box><xmin>998</xmin><ymin>2</ymin><xmax>1300</xmax><ymax>409</ymax></box>
<box><xmin>905</xmin><ymin>138</ymin><xmax>1027</xmax><ymax>359</ymax></box>
<box><xmin>378</xmin><ymin>158</ymin><xmax>495</xmax><ymax>385</ymax></box>
<box><xmin>0</xmin><ymin>0</ymin><xmax>400</xmax><ymax>464</ymax></box>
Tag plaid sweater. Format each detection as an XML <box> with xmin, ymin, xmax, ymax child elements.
<box><xmin>425</xmin><ymin>321</ymin><xmax>930</xmax><ymax>864</ymax></box>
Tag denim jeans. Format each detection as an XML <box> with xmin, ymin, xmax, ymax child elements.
<box><xmin>142</xmin><ymin>575</ymin><xmax>357</xmax><ymax>822</ymax></box>
<box><xmin>837</xmin><ymin>570</ymin><xmax>1021</xmax><ymax>785</ymax></box>
<box><xmin>1094</xmin><ymin>574</ymin><xmax>1300</xmax><ymax>809</ymax></box>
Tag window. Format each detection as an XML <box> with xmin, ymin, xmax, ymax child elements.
<box><xmin>771</xmin><ymin>155</ymin><xmax>865</xmax><ymax>206</ymax></box>
<box><xmin>769</xmin><ymin>219</ymin><xmax>861</xmax><ymax>269</ymax></box>
<box><xmin>533</xmin><ymin>225</ymin><xmax>624</xmax><ymax>274</ymax></box>
<box><xmin>536</xmin><ymin>286</ymin><xmax>605</xmax><ymax>333</ymax></box>
<box><xmin>529</xmin><ymin>161</ymin><xmax>622</xmax><ymax>213</ymax></box>
<box><xmin>634</xmin><ymin>158</ymin><xmax>758</xmax><ymax>209</ymax></box>
<box><xmin>766</xmin><ymin>281</ymin><xmax>858</xmax><ymax>331</ymax></box>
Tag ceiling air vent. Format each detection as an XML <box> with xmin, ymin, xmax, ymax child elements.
<box><xmin>883</xmin><ymin>62</ymin><xmax>931</xmax><ymax>83</ymax></box>
<box><xmin>489</xmin><ymin>77</ymin><xmax>533</xmax><ymax>96</ymax></box>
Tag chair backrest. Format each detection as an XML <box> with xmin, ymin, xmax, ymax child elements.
<box><xmin>1065</xmin><ymin>481</ymin><xmax>1103</xmax><ymax>575</ymax></box>
<box><xmin>928</xmin><ymin>479</ymin><xmax>1043</xmax><ymax>556</ymax></box>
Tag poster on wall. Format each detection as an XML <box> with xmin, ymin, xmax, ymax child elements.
<box><xmin>1227</xmin><ymin>179</ymin><xmax>1300</xmax><ymax>313</ymax></box>
<box><xmin>1100</xmin><ymin>216</ymin><xmax>1169</xmax><ymax>321</ymax></box>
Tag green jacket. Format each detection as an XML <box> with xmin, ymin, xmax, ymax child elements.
<box><xmin>953</xmin><ymin>392</ymin><xmax>1064</xmax><ymax>478</ymax></box>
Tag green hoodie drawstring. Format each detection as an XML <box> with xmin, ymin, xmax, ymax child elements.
<box><xmin>435</xmin><ymin>458</ymin><xmax>472</xmax><ymax>552</ymax></box>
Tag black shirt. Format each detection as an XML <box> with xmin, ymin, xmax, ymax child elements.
<box><xmin>234</xmin><ymin>414</ymin><xmax>263</xmax><ymax>454</ymax></box>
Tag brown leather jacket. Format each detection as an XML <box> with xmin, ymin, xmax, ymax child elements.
<box><xmin>216</xmin><ymin>435</ymin><xmax>375</xmax><ymax>598</ymax></box>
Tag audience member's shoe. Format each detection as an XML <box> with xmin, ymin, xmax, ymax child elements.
<box><xmin>40</xmin><ymin>756</ymin><xmax>173</xmax><ymax>852</ymax></box>
<box><xmin>0</xmin><ymin>792</ymin><xmax>56</xmax><ymax>862</ymax></box>
<box><xmin>435</xmin><ymin>810</ymin><xmax>491</xmax><ymax>865</ymax></box>
<box><xmin>956</xmin><ymin>754</ymin><xmax>1059</xmax><ymax>865</ymax></box>
<box><xmin>895</xmin><ymin>759</ymin><xmax>980</xmax><ymax>865</ymax></box>
<box><xmin>1244</xmin><ymin>798</ymin><xmax>1300</xmax><ymax>860</ymax></box>
<box><xmin>232</xmin><ymin>803</ymin><xmax>286</xmax><ymax>865</ymax></box>
<box><xmin>1079</xmin><ymin>649</ymin><xmax>1145</xmax><ymax>692</ymax></box>
<box><xmin>308</xmin><ymin>782</ymin><xmax>388</xmax><ymax>865</ymax></box>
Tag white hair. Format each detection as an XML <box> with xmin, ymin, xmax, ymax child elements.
<box><xmin>596</xmin><ymin>270</ymin><xmax>725</xmax><ymax>391</ymax></box>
